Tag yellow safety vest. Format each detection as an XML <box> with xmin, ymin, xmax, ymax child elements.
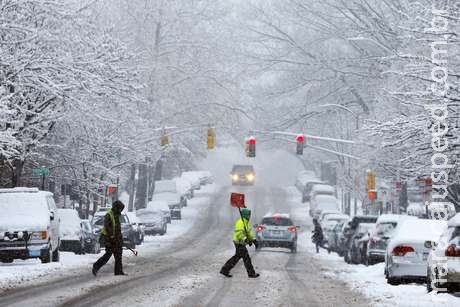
<box><xmin>233</xmin><ymin>217</ymin><xmax>255</xmax><ymax>245</ymax></box>
<box><xmin>101</xmin><ymin>209</ymin><xmax>116</xmax><ymax>238</ymax></box>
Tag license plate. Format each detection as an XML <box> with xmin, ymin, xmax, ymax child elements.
<box><xmin>423</xmin><ymin>252</ymin><xmax>429</xmax><ymax>261</ymax></box>
<box><xmin>271</xmin><ymin>230</ymin><xmax>282</xmax><ymax>236</ymax></box>
<box><xmin>28</xmin><ymin>249</ymin><xmax>40</xmax><ymax>257</ymax></box>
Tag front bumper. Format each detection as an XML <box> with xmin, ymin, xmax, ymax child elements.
<box><xmin>144</xmin><ymin>225</ymin><xmax>163</xmax><ymax>234</ymax></box>
<box><xmin>259</xmin><ymin>239</ymin><xmax>296</xmax><ymax>248</ymax></box>
<box><xmin>0</xmin><ymin>242</ymin><xmax>50</xmax><ymax>260</ymax></box>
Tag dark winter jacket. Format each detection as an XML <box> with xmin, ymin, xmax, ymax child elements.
<box><xmin>102</xmin><ymin>201</ymin><xmax>125</xmax><ymax>247</ymax></box>
<box><xmin>311</xmin><ymin>223</ymin><xmax>324</xmax><ymax>243</ymax></box>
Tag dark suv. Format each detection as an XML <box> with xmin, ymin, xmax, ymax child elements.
<box><xmin>341</xmin><ymin>215</ymin><xmax>378</xmax><ymax>263</ymax></box>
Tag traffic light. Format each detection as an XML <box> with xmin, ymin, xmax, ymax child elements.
<box><xmin>296</xmin><ymin>134</ymin><xmax>304</xmax><ymax>155</ymax></box>
<box><xmin>207</xmin><ymin>128</ymin><xmax>215</xmax><ymax>150</ymax></box>
<box><xmin>366</xmin><ymin>170</ymin><xmax>376</xmax><ymax>192</ymax></box>
<box><xmin>368</xmin><ymin>190</ymin><xmax>377</xmax><ymax>201</ymax></box>
<box><xmin>247</xmin><ymin>136</ymin><xmax>256</xmax><ymax>157</ymax></box>
<box><xmin>161</xmin><ymin>131</ymin><xmax>169</xmax><ymax>146</ymax></box>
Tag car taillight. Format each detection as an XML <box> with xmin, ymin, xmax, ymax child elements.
<box><xmin>392</xmin><ymin>245</ymin><xmax>415</xmax><ymax>256</ymax></box>
<box><xmin>288</xmin><ymin>226</ymin><xmax>297</xmax><ymax>233</ymax></box>
<box><xmin>256</xmin><ymin>225</ymin><xmax>265</xmax><ymax>232</ymax></box>
<box><xmin>445</xmin><ymin>244</ymin><xmax>460</xmax><ymax>257</ymax></box>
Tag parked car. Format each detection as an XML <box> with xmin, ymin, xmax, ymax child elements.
<box><xmin>181</xmin><ymin>171</ymin><xmax>202</xmax><ymax>191</ymax></box>
<box><xmin>254</xmin><ymin>213</ymin><xmax>299</xmax><ymax>253</ymax></box>
<box><xmin>175</xmin><ymin>177</ymin><xmax>194</xmax><ymax>200</ymax></box>
<box><xmin>80</xmin><ymin>219</ymin><xmax>100</xmax><ymax>254</ymax></box>
<box><xmin>147</xmin><ymin>200</ymin><xmax>171</xmax><ymax>223</ymax></box>
<box><xmin>92</xmin><ymin>212</ymin><xmax>136</xmax><ymax>249</ymax></box>
<box><xmin>301</xmin><ymin>180</ymin><xmax>325</xmax><ymax>202</ymax></box>
<box><xmin>366</xmin><ymin>214</ymin><xmax>417</xmax><ymax>265</ymax></box>
<box><xmin>126</xmin><ymin>212</ymin><xmax>145</xmax><ymax>245</ymax></box>
<box><xmin>197</xmin><ymin>171</ymin><xmax>214</xmax><ymax>185</ymax></box>
<box><xmin>58</xmin><ymin>208</ymin><xmax>84</xmax><ymax>254</ymax></box>
<box><xmin>0</xmin><ymin>188</ymin><xmax>60</xmax><ymax>263</ymax></box>
<box><xmin>152</xmin><ymin>181</ymin><xmax>183</xmax><ymax>218</ymax></box>
<box><xmin>230</xmin><ymin>164</ymin><xmax>255</xmax><ymax>186</ymax></box>
<box><xmin>341</xmin><ymin>215</ymin><xmax>378</xmax><ymax>262</ymax></box>
<box><xmin>328</xmin><ymin>220</ymin><xmax>348</xmax><ymax>255</ymax></box>
<box><xmin>309</xmin><ymin>184</ymin><xmax>335</xmax><ymax>199</ymax></box>
<box><xmin>427</xmin><ymin>212</ymin><xmax>460</xmax><ymax>293</ymax></box>
<box><xmin>385</xmin><ymin>219</ymin><xmax>446</xmax><ymax>285</ymax></box>
<box><xmin>295</xmin><ymin>171</ymin><xmax>319</xmax><ymax>195</ymax></box>
<box><xmin>155</xmin><ymin>180</ymin><xmax>187</xmax><ymax>207</ymax></box>
<box><xmin>310</xmin><ymin>195</ymin><xmax>340</xmax><ymax>218</ymax></box>
<box><xmin>321</xmin><ymin>213</ymin><xmax>349</xmax><ymax>246</ymax></box>
<box><xmin>347</xmin><ymin>223</ymin><xmax>376</xmax><ymax>264</ymax></box>
<box><xmin>137</xmin><ymin>209</ymin><xmax>167</xmax><ymax>235</ymax></box>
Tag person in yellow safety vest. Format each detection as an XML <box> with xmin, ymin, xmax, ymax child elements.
<box><xmin>220</xmin><ymin>208</ymin><xmax>260</xmax><ymax>278</ymax></box>
<box><xmin>92</xmin><ymin>200</ymin><xmax>126</xmax><ymax>276</ymax></box>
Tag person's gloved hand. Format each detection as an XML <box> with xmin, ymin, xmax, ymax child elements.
<box><xmin>253</xmin><ymin>240</ymin><xmax>259</xmax><ymax>249</ymax></box>
<box><xmin>246</xmin><ymin>238</ymin><xmax>253</xmax><ymax>246</ymax></box>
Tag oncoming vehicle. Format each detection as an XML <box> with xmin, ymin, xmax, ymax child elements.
<box><xmin>147</xmin><ymin>200</ymin><xmax>171</xmax><ymax>223</ymax></box>
<box><xmin>126</xmin><ymin>212</ymin><xmax>145</xmax><ymax>245</ymax></box>
<box><xmin>230</xmin><ymin>165</ymin><xmax>255</xmax><ymax>186</ymax></box>
<box><xmin>0</xmin><ymin>188</ymin><xmax>60</xmax><ymax>263</ymax></box>
<box><xmin>254</xmin><ymin>214</ymin><xmax>299</xmax><ymax>253</ymax></box>
<box><xmin>427</xmin><ymin>212</ymin><xmax>460</xmax><ymax>293</ymax></box>
<box><xmin>58</xmin><ymin>208</ymin><xmax>84</xmax><ymax>254</ymax></box>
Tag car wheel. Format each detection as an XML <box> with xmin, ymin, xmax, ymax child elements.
<box><xmin>291</xmin><ymin>244</ymin><xmax>297</xmax><ymax>253</ymax></box>
<box><xmin>41</xmin><ymin>247</ymin><xmax>51</xmax><ymax>263</ymax></box>
<box><xmin>344</xmin><ymin>250</ymin><xmax>351</xmax><ymax>264</ymax></box>
<box><xmin>52</xmin><ymin>247</ymin><xmax>60</xmax><ymax>262</ymax></box>
<box><xmin>1</xmin><ymin>258</ymin><xmax>14</xmax><ymax>263</ymax></box>
<box><xmin>427</xmin><ymin>269</ymin><xmax>433</xmax><ymax>292</ymax></box>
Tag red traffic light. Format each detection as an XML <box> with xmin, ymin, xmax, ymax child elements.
<box><xmin>296</xmin><ymin>134</ymin><xmax>304</xmax><ymax>143</ymax></box>
<box><xmin>368</xmin><ymin>190</ymin><xmax>376</xmax><ymax>201</ymax></box>
<box><xmin>248</xmin><ymin>136</ymin><xmax>256</xmax><ymax>145</ymax></box>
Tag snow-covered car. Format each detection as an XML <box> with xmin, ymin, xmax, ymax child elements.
<box><xmin>318</xmin><ymin>211</ymin><xmax>344</xmax><ymax>225</ymax></box>
<box><xmin>154</xmin><ymin>180</ymin><xmax>187</xmax><ymax>208</ymax></box>
<box><xmin>295</xmin><ymin>171</ymin><xmax>319</xmax><ymax>194</ymax></box>
<box><xmin>301</xmin><ymin>180</ymin><xmax>325</xmax><ymax>203</ymax></box>
<box><xmin>310</xmin><ymin>195</ymin><xmax>340</xmax><ymax>218</ymax></box>
<box><xmin>347</xmin><ymin>223</ymin><xmax>376</xmax><ymax>264</ymax></box>
<box><xmin>385</xmin><ymin>219</ymin><xmax>447</xmax><ymax>285</ymax></box>
<box><xmin>0</xmin><ymin>188</ymin><xmax>60</xmax><ymax>263</ymax></box>
<box><xmin>366</xmin><ymin>214</ymin><xmax>417</xmax><ymax>265</ymax></box>
<box><xmin>196</xmin><ymin>170</ymin><xmax>214</xmax><ymax>185</ymax></box>
<box><xmin>175</xmin><ymin>177</ymin><xmax>194</xmax><ymax>200</ymax></box>
<box><xmin>58</xmin><ymin>208</ymin><xmax>84</xmax><ymax>254</ymax></box>
<box><xmin>126</xmin><ymin>212</ymin><xmax>145</xmax><ymax>245</ymax></box>
<box><xmin>341</xmin><ymin>215</ymin><xmax>378</xmax><ymax>261</ymax></box>
<box><xmin>309</xmin><ymin>184</ymin><xmax>335</xmax><ymax>199</ymax></box>
<box><xmin>91</xmin><ymin>212</ymin><xmax>136</xmax><ymax>249</ymax></box>
<box><xmin>254</xmin><ymin>213</ymin><xmax>299</xmax><ymax>253</ymax></box>
<box><xmin>80</xmin><ymin>219</ymin><xmax>100</xmax><ymax>254</ymax></box>
<box><xmin>147</xmin><ymin>200</ymin><xmax>171</xmax><ymax>223</ymax></box>
<box><xmin>151</xmin><ymin>193</ymin><xmax>182</xmax><ymax>220</ymax></box>
<box><xmin>181</xmin><ymin>171</ymin><xmax>202</xmax><ymax>191</ymax></box>
<box><xmin>328</xmin><ymin>220</ymin><xmax>348</xmax><ymax>255</ymax></box>
<box><xmin>230</xmin><ymin>164</ymin><xmax>255</xmax><ymax>186</ymax></box>
<box><xmin>137</xmin><ymin>209</ymin><xmax>167</xmax><ymax>235</ymax></box>
<box><xmin>427</xmin><ymin>213</ymin><xmax>460</xmax><ymax>293</ymax></box>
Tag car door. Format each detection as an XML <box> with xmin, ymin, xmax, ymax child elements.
<box><xmin>47</xmin><ymin>196</ymin><xmax>59</xmax><ymax>249</ymax></box>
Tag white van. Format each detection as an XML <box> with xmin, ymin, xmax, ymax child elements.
<box><xmin>0</xmin><ymin>188</ymin><xmax>60</xmax><ymax>263</ymax></box>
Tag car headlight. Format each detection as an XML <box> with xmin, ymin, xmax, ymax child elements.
<box><xmin>232</xmin><ymin>174</ymin><xmax>239</xmax><ymax>181</ymax></box>
<box><xmin>246</xmin><ymin>173</ymin><xmax>254</xmax><ymax>182</ymax></box>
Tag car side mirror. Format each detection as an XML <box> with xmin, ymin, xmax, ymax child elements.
<box><xmin>424</xmin><ymin>241</ymin><xmax>434</xmax><ymax>249</ymax></box>
<box><xmin>50</xmin><ymin>212</ymin><xmax>55</xmax><ymax>221</ymax></box>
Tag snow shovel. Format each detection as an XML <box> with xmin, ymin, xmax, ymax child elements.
<box><xmin>127</xmin><ymin>247</ymin><xmax>138</xmax><ymax>256</ymax></box>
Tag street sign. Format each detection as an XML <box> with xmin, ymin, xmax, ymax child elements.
<box><xmin>32</xmin><ymin>167</ymin><xmax>49</xmax><ymax>176</ymax></box>
<box><xmin>230</xmin><ymin>193</ymin><xmax>246</xmax><ymax>208</ymax></box>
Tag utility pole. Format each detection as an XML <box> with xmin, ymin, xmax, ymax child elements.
<box><xmin>128</xmin><ymin>164</ymin><xmax>136</xmax><ymax>212</ymax></box>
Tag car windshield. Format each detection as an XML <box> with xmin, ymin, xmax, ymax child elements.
<box><xmin>374</xmin><ymin>222</ymin><xmax>396</xmax><ymax>237</ymax></box>
<box><xmin>262</xmin><ymin>217</ymin><xmax>293</xmax><ymax>226</ymax></box>
<box><xmin>232</xmin><ymin>165</ymin><xmax>253</xmax><ymax>173</ymax></box>
<box><xmin>81</xmin><ymin>221</ymin><xmax>91</xmax><ymax>232</ymax></box>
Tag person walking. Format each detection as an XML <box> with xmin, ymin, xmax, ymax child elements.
<box><xmin>312</xmin><ymin>218</ymin><xmax>326</xmax><ymax>253</ymax></box>
<box><xmin>92</xmin><ymin>200</ymin><xmax>126</xmax><ymax>276</ymax></box>
<box><xmin>220</xmin><ymin>208</ymin><xmax>260</xmax><ymax>278</ymax></box>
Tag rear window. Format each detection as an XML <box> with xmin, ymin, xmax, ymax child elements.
<box><xmin>373</xmin><ymin>222</ymin><xmax>397</xmax><ymax>237</ymax></box>
<box><xmin>262</xmin><ymin>217</ymin><xmax>293</xmax><ymax>226</ymax></box>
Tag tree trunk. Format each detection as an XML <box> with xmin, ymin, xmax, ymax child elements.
<box><xmin>135</xmin><ymin>163</ymin><xmax>148</xmax><ymax>210</ymax></box>
<box><xmin>11</xmin><ymin>159</ymin><xmax>24</xmax><ymax>187</ymax></box>
<box><xmin>128</xmin><ymin>164</ymin><xmax>136</xmax><ymax>212</ymax></box>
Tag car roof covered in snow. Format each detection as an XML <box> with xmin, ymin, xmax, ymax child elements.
<box><xmin>155</xmin><ymin>180</ymin><xmax>177</xmax><ymax>193</ymax></box>
<box><xmin>324</xmin><ymin>213</ymin><xmax>349</xmax><ymax>221</ymax></box>
<box><xmin>388</xmin><ymin>219</ymin><xmax>447</xmax><ymax>251</ymax></box>
<box><xmin>448</xmin><ymin>213</ymin><xmax>460</xmax><ymax>227</ymax></box>
<box><xmin>313</xmin><ymin>195</ymin><xmax>338</xmax><ymax>203</ymax></box>
<box><xmin>376</xmin><ymin>214</ymin><xmax>417</xmax><ymax>224</ymax></box>
<box><xmin>311</xmin><ymin>184</ymin><xmax>335</xmax><ymax>193</ymax></box>
<box><xmin>263</xmin><ymin>213</ymin><xmax>290</xmax><ymax>219</ymax></box>
<box><xmin>147</xmin><ymin>200</ymin><xmax>170</xmax><ymax>210</ymax></box>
